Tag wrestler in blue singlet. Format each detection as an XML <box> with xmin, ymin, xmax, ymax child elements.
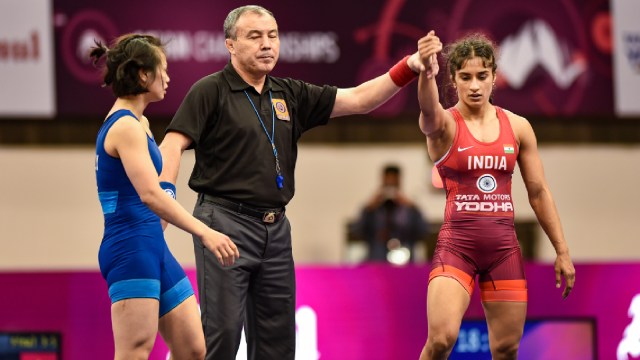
<box><xmin>96</xmin><ymin>109</ymin><xmax>193</xmax><ymax>316</ymax></box>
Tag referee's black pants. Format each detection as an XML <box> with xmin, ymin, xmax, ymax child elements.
<box><xmin>193</xmin><ymin>196</ymin><xmax>296</xmax><ymax>360</ymax></box>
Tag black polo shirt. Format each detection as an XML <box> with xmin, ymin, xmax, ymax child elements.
<box><xmin>167</xmin><ymin>63</ymin><xmax>337</xmax><ymax>208</ymax></box>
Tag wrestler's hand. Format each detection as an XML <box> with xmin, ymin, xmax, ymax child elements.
<box><xmin>201</xmin><ymin>228</ymin><xmax>240</xmax><ymax>267</ymax></box>
<box><xmin>554</xmin><ymin>253</ymin><xmax>575</xmax><ymax>299</ymax></box>
<box><xmin>417</xmin><ymin>30</ymin><xmax>442</xmax><ymax>79</ymax></box>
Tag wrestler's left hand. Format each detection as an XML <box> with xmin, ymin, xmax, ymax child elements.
<box><xmin>201</xmin><ymin>228</ymin><xmax>240</xmax><ymax>267</ymax></box>
<box><xmin>408</xmin><ymin>31</ymin><xmax>441</xmax><ymax>79</ymax></box>
<box><xmin>416</xmin><ymin>30</ymin><xmax>442</xmax><ymax>79</ymax></box>
<box><xmin>555</xmin><ymin>253</ymin><xmax>575</xmax><ymax>299</ymax></box>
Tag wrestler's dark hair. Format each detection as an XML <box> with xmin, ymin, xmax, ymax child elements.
<box><xmin>89</xmin><ymin>34</ymin><xmax>165</xmax><ymax>97</ymax></box>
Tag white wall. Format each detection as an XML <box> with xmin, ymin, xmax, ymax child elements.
<box><xmin>1</xmin><ymin>144</ymin><xmax>639</xmax><ymax>270</ymax></box>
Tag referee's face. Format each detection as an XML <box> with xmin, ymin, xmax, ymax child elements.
<box><xmin>227</xmin><ymin>12</ymin><xmax>280</xmax><ymax>78</ymax></box>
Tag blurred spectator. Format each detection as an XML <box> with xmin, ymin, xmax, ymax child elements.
<box><xmin>350</xmin><ymin>164</ymin><xmax>430</xmax><ymax>264</ymax></box>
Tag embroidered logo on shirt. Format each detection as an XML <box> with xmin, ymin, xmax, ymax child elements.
<box><xmin>458</xmin><ymin>145</ymin><xmax>474</xmax><ymax>152</ymax></box>
<box><xmin>503</xmin><ymin>144</ymin><xmax>515</xmax><ymax>154</ymax></box>
<box><xmin>272</xmin><ymin>98</ymin><xmax>290</xmax><ymax>121</ymax></box>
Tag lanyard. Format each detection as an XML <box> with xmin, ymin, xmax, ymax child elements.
<box><xmin>244</xmin><ymin>90</ymin><xmax>284</xmax><ymax>189</ymax></box>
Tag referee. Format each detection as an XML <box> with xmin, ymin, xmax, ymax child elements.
<box><xmin>159</xmin><ymin>5</ymin><xmax>435</xmax><ymax>360</ymax></box>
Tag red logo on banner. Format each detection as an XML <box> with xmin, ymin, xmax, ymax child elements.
<box><xmin>59</xmin><ymin>10</ymin><xmax>118</xmax><ymax>84</ymax></box>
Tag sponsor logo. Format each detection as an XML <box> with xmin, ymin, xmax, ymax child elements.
<box><xmin>458</xmin><ymin>145</ymin><xmax>474</xmax><ymax>152</ymax></box>
<box><xmin>454</xmin><ymin>201</ymin><xmax>514</xmax><ymax>212</ymax></box>
<box><xmin>453</xmin><ymin>194</ymin><xmax>513</xmax><ymax>212</ymax></box>
<box><xmin>453</xmin><ymin>184</ymin><xmax>514</xmax><ymax>213</ymax></box>
<box><xmin>455</xmin><ymin>194</ymin><xmax>512</xmax><ymax>201</ymax></box>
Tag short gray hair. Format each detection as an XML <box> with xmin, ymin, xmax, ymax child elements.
<box><xmin>224</xmin><ymin>5</ymin><xmax>276</xmax><ymax>40</ymax></box>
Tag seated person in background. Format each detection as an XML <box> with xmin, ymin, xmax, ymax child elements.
<box><xmin>351</xmin><ymin>164</ymin><xmax>430</xmax><ymax>264</ymax></box>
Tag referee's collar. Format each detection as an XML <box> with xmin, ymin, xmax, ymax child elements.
<box><xmin>223</xmin><ymin>62</ymin><xmax>284</xmax><ymax>94</ymax></box>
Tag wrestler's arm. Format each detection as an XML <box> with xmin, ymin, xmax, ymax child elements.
<box><xmin>158</xmin><ymin>131</ymin><xmax>192</xmax><ymax>230</ymax></box>
<box><xmin>514</xmin><ymin>114</ymin><xmax>575</xmax><ymax>299</ymax></box>
<box><xmin>416</xmin><ymin>31</ymin><xmax>454</xmax><ymax>162</ymax></box>
<box><xmin>159</xmin><ymin>131</ymin><xmax>192</xmax><ymax>185</ymax></box>
<box><xmin>109</xmin><ymin>119</ymin><xmax>239</xmax><ymax>265</ymax></box>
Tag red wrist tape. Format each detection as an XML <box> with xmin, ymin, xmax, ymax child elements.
<box><xmin>388</xmin><ymin>55</ymin><xmax>418</xmax><ymax>87</ymax></box>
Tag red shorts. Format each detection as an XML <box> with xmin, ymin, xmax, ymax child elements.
<box><xmin>429</xmin><ymin>219</ymin><xmax>527</xmax><ymax>302</ymax></box>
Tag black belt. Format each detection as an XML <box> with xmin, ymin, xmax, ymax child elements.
<box><xmin>200</xmin><ymin>194</ymin><xmax>285</xmax><ymax>224</ymax></box>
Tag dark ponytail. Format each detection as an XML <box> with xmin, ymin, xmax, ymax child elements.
<box><xmin>89</xmin><ymin>34</ymin><xmax>165</xmax><ymax>97</ymax></box>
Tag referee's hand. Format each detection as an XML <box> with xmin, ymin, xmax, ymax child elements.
<box><xmin>202</xmin><ymin>229</ymin><xmax>240</xmax><ymax>267</ymax></box>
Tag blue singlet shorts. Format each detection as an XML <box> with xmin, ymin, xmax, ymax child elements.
<box><xmin>99</xmin><ymin>231</ymin><xmax>194</xmax><ymax>317</ymax></box>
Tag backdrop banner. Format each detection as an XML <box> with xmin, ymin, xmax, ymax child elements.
<box><xmin>50</xmin><ymin>0</ymin><xmax>613</xmax><ymax>118</ymax></box>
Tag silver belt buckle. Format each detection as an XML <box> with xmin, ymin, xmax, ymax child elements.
<box><xmin>262</xmin><ymin>211</ymin><xmax>276</xmax><ymax>224</ymax></box>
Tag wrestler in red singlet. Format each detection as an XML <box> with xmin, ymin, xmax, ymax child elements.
<box><xmin>429</xmin><ymin>106</ymin><xmax>527</xmax><ymax>302</ymax></box>
<box><xmin>418</xmin><ymin>30</ymin><xmax>574</xmax><ymax>360</ymax></box>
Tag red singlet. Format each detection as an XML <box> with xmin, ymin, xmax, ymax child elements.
<box><xmin>429</xmin><ymin>106</ymin><xmax>527</xmax><ymax>302</ymax></box>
